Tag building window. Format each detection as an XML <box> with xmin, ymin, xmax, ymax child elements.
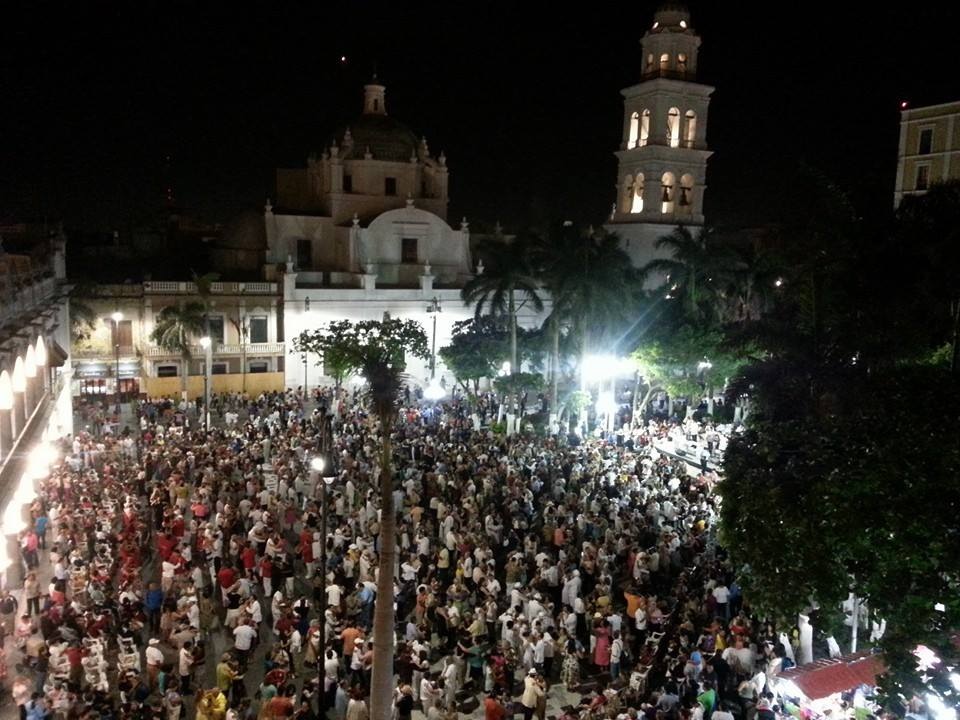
<box><xmin>659</xmin><ymin>53</ymin><xmax>670</xmax><ymax>72</ymax></box>
<box><xmin>343</xmin><ymin>174</ymin><xmax>353</xmax><ymax>193</ymax></box>
<box><xmin>212</xmin><ymin>362</ymin><xmax>228</xmax><ymax>375</ymax></box>
<box><xmin>918</xmin><ymin>128</ymin><xmax>933</xmax><ymax>155</ymax></box>
<box><xmin>249</xmin><ymin>316</ymin><xmax>268</xmax><ymax>344</ymax></box>
<box><xmin>915</xmin><ymin>165</ymin><xmax>930</xmax><ymax>191</ymax></box>
<box><xmin>207</xmin><ymin>316</ymin><xmax>224</xmax><ymax>344</ymax></box>
<box><xmin>639</xmin><ymin>109</ymin><xmax>650</xmax><ymax>147</ymax></box>
<box><xmin>385</xmin><ymin>177</ymin><xmax>397</xmax><ymax>196</ymax></box>
<box><xmin>402</xmin><ymin>238</ymin><xmax>418</xmax><ymax>264</ymax></box>
<box><xmin>667</xmin><ymin>107</ymin><xmax>681</xmax><ymax>148</ymax></box>
<box><xmin>249</xmin><ymin>361</ymin><xmax>269</xmax><ymax>374</ymax></box>
<box><xmin>631</xmin><ymin>174</ymin><xmax>645</xmax><ymax>213</ymax></box>
<box><xmin>661</xmin><ymin>171</ymin><xmax>676</xmax><ymax>214</ymax></box>
<box><xmin>628</xmin><ymin>112</ymin><xmax>639</xmax><ymax>148</ymax></box>
<box><xmin>677</xmin><ymin>52</ymin><xmax>687</xmax><ymax>74</ymax></box>
<box><xmin>116</xmin><ymin>320</ymin><xmax>133</xmax><ymax>347</ymax></box>
<box><xmin>684</xmin><ymin>110</ymin><xmax>697</xmax><ymax>148</ymax></box>
<box><xmin>157</xmin><ymin>364</ymin><xmax>179</xmax><ymax>378</ymax></box>
<box><xmin>297</xmin><ymin>238</ymin><xmax>312</xmax><ymax>269</ymax></box>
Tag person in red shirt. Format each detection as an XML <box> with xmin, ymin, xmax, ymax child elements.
<box><xmin>259</xmin><ymin>556</ymin><xmax>273</xmax><ymax>597</ymax></box>
<box><xmin>156</xmin><ymin>531</ymin><xmax>176</xmax><ymax>561</ymax></box>
<box><xmin>217</xmin><ymin>565</ymin><xmax>237</xmax><ymax>597</ymax></box>
<box><xmin>240</xmin><ymin>543</ymin><xmax>257</xmax><ymax>576</ymax></box>
<box><xmin>485</xmin><ymin>692</ymin><xmax>507</xmax><ymax>720</ymax></box>
<box><xmin>299</xmin><ymin>529</ymin><xmax>314</xmax><ymax>571</ymax></box>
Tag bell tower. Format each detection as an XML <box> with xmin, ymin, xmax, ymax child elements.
<box><xmin>606</xmin><ymin>2</ymin><xmax>713</xmax><ymax>272</ymax></box>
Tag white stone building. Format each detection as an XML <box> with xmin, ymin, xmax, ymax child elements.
<box><xmin>893</xmin><ymin>99</ymin><xmax>960</xmax><ymax>207</ymax></box>
<box><xmin>267</xmin><ymin>78</ymin><xmax>547</xmax><ymax>389</ymax></box>
<box><xmin>606</xmin><ymin>3</ymin><xmax>713</xmax><ymax>272</ymax></box>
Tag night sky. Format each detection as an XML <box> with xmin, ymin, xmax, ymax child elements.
<box><xmin>1</xmin><ymin>2</ymin><xmax>957</xmax><ymax>234</ymax></box>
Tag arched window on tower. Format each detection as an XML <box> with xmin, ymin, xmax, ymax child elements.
<box><xmin>678</xmin><ymin>174</ymin><xmax>694</xmax><ymax>214</ymax></box>
<box><xmin>684</xmin><ymin>110</ymin><xmax>697</xmax><ymax>148</ymax></box>
<box><xmin>621</xmin><ymin>175</ymin><xmax>634</xmax><ymax>214</ymax></box>
<box><xmin>646</xmin><ymin>53</ymin><xmax>654</xmax><ymax>74</ymax></box>
<box><xmin>628</xmin><ymin>112</ymin><xmax>639</xmax><ymax>148</ymax></box>
<box><xmin>661</xmin><ymin>172</ymin><xmax>676</xmax><ymax>214</ymax></box>
<box><xmin>677</xmin><ymin>52</ymin><xmax>688</xmax><ymax>75</ymax></box>
<box><xmin>639</xmin><ymin>109</ymin><xmax>650</xmax><ymax>147</ymax></box>
<box><xmin>660</xmin><ymin>53</ymin><xmax>670</xmax><ymax>73</ymax></box>
<box><xmin>667</xmin><ymin>108</ymin><xmax>681</xmax><ymax>148</ymax></box>
<box><xmin>632</xmin><ymin>174</ymin><xmax>645</xmax><ymax>213</ymax></box>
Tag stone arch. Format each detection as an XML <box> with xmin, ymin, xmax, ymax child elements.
<box><xmin>684</xmin><ymin>110</ymin><xmax>697</xmax><ymax>148</ymax></box>
<box><xmin>661</xmin><ymin>171</ymin><xmax>676</xmax><ymax>214</ymax></box>
<box><xmin>667</xmin><ymin>107</ymin><xmax>681</xmax><ymax>148</ymax></box>
<box><xmin>639</xmin><ymin>109</ymin><xmax>650</xmax><ymax>147</ymax></box>
<box><xmin>631</xmin><ymin>173</ymin><xmax>645</xmax><ymax>213</ymax></box>
<box><xmin>679</xmin><ymin>173</ymin><xmax>694</xmax><ymax>212</ymax></box>
<box><xmin>628</xmin><ymin>112</ymin><xmax>639</xmax><ymax>148</ymax></box>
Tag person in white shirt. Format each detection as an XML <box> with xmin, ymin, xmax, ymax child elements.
<box><xmin>712</xmin><ymin>583</ymin><xmax>730</xmax><ymax>620</ymax></box>
<box><xmin>232</xmin><ymin>620</ymin><xmax>257</xmax><ymax>663</ymax></box>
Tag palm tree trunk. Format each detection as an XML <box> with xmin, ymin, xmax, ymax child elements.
<box><xmin>630</xmin><ymin>370</ymin><xmax>641</xmax><ymax>428</ymax></box>
<box><xmin>370</xmin><ymin>411</ymin><xmax>396</xmax><ymax>720</ymax></box>
<box><xmin>550</xmin><ymin>317</ymin><xmax>560</xmax><ymax>413</ymax></box>
<box><xmin>509</xmin><ymin>288</ymin><xmax>517</xmax><ymax>374</ymax></box>
<box><xmin>180</xmin><ymin>351</ymin><xmax>189</xmax><ymax>401</ymax></box>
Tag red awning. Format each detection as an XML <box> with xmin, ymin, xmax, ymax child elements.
<box><xmin>780</xmin><ymin>653</ymin><xmax>885</xmax><ymax>700</ymax></box>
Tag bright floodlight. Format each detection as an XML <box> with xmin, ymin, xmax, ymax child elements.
<box><xmin>596</xmin><ymin>390</ymin><xmax>617</xmax><ymax>416</ymax></box>
<box><xmin>2</xmin><ymin>499</ymin><xmax>26</xmax><ymax>535</ymax></box>
<box><xmin>310</xmin><ymin>457</ymin><xmax>325</xmax><ymax>473</ymax></box>
<box><xmin>199</xmin><ymin>336</ymin><xmax>212</xmax><ymax>349</ymax></box>
<box><xmin>12</xmin><ymin>357</ymin><xmax>25</xmax><ymax>392</ymax></box>
<box><xmin>583</xmin><ymin>354</ymin><xmax>633</xmax><ymax>381</ymax></box>
<box><xmin>24</xmin><ymin>346</ymin><xmax>36</xmax><ymax>377</ymax></box>
<box><xmin>111</xmin><ymin>311</ymin><xmax>123</xmax><ymax>323</ymax></box>
<box><xmin>35</xmin><ymin>336</ymin><xmax>47</xmax><ymax>367</ymax></box>
<box><xmin>424</xmin><ymin>380</ymin><xmax>445</xmax><ymax>401</ymax></box>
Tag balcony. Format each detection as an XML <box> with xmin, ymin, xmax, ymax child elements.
<box><xmin>72</xmin><ymin>345</ymin><xmax>137</xmax><ymax>359</ymax></box>
<box><xmin>143</xmin><ymin>281</ymin><xmax>277</xmax><ymax>295</ymax></box>
<box><xmin>142</xmin><ymin>341</ymin><xmax>285</xmax><ymax>358</ymax></box>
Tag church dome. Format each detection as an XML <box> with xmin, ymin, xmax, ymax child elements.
<box><xmin>331</xmin><ymin>114</ymin><xmax>420</xmax><ymax>162</ymax></box>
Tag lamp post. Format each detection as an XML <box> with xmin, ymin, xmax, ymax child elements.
<box><xmin>310</xmin><ymin>451</ymin><xmax>336</xmax><ymax>706</ymax></box>
<box><xmin>111</xmin><ymin>311</ymin><xmax>123</xmax><ymax>415</ymax></box>
<box><xmin>425</xmin><ymin>297</ymin><xmax>441</xmax><ymax>379</ymax></box>
<box><xmin>302</xmin><ymin>352</ymin><xmax>308</xmax><ymax>399</ymax></box>
<box><xmin>199</xmin><ymin>336</ymin><xmax>212</xmax><ymax>432</ymax></box>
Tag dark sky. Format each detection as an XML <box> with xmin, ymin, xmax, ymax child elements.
<box><xmin>0</xmin><ymin>2</ymin><xmax>957</xmax><ymax>233</ymax></box>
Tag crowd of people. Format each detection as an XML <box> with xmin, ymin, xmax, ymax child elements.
<box><xmin>0</xmin><ymin>385</ymin><xmax>807</xmax><ymax>720</ymax></box>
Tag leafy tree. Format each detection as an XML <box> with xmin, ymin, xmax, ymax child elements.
<box><xmin>493</xmin><ymin>371</ymin><xmax>545</xmax><ymax>416</ymax></box>
<box><xmin>719</xmin><ymin>366</ymin><xmax>960</xmax><ymax>702</ymax></box>
<box><xmin>294</xmin><ymin>329</ymin><xmax>361</xmax><ymax>388</ymax></box>
<box><xmin>295</xmin><ymin>318</ymin><xmax>429</xmax><ymax>720</ymax></box>
<box><xmin>149</xmin><ymin>302</ymin><xmax>206</xmax><ymax>397</ymax></box>
<box><xmin>438</xmin><ymin>316</ymin><xmax>508</xmax><ymax>394</ymax></box>
<box><xmin>461</xmin><ymin>230</ymin><xmax>543</xmax><ymax>373</ymax></box>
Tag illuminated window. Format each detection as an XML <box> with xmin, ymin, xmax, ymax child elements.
<box><xmin>631</xmin><ymin>174</ymin><xmax>645</xmax><ymax>213</ymax></box>
<box><xmin>679</xmin><ymin>174</ymin><xmax>694</xmax><ymax>211</ymax></box>
<box><xmin>667</xmin><ymin>107</ymin><xmax>680</xmax><ymax>147</ymax></box>
<box><xmin>660</xmin><ymin>53</ymin><xmax>670</xmax><ymax>72</ymax></box>
<box><xmin>677</xmin><ymin>53</ymin><xmax>687</xmax><ymax>73</ymax></box>
<box><xmin>646</xmin><ymin>53</ymin><xmax>654</xmax><ymax>73</ymax></box>
<box><xmin>661</xmin><ymin>172</ymin><xmax>676</xmax><ymax>214</ymax></box>
<box><xmin>915</xmin><ymin>165</ymin><xmax>930</xmax><ymax>191</ymax></box>
<box><xmin>629</xmin><ymin>112</ymin><xmax>639</xmax><ymax>148</ymax></box>
<box><xmin>640</xmin><ymin>109</ymin><xmax>650</xmax><ymax>147</ymax></box>
<box><xmin>622</xmin><ymin>175</ymin><xmax>633</xmax><ymax>213</ymax></box>
<box><xmin>918</xmin><ymin>128</ymin><xmax>933</xmax><ymax>155</ymax></box>
<box><xmin>684</xmin><ymin>110</ymin><xmax>697</xmax><ymax>147</ymax></box>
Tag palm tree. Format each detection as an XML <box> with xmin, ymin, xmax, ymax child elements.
<box><xmin>461</xmin><ymin>230</ymin><xmax>543</xmax><ymax>374</ymax></box>
<box><xmin>643</xmin><ymin>225</ymin><xmax>731</xmax><ymax>324</ymax></box>
<box><xmin>150</xmin><ymin>303</ymin><xmax>206</xmax><ymax>398</ymax></box>
<box><xmin>540</xmin><ymin>226</ymin><xmax>639</xmax><ymax>388</ymax></box>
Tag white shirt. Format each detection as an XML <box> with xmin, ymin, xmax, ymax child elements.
<box><xmin>634</xmin><ymin>608</ymin><xmax>647</xmax><ymax>630</ymax></box>
<box><xmin>178</xmin><ymin>647</ymin><xmax>194</xmax><ymax>676</ymax></box>
<box><xmin>326</xmin><ymin>584</ymin><xmax>342</xmax><ymax>607</ymax></box>
<box><xmin>713</xmin><ymin>585</ymin><xmax>730</xmax><ymax>604</ymax></box>
<box><xmin>233</xmin><ymin>624</ymin><xmax>257</xmax><ymax>651</ymax></box>
<box><xmin>146</xmin><ymin>645</ymin><xmax>164</xmax><ymax>667</ymax></box>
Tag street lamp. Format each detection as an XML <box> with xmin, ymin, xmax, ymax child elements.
<box><xmin>308</xmin><ymin>449</ymin><xmax>336</xmax><ymax>708</ymax></box>
<box><xmin>199</xmin><ymin>336</ymin><xmax>212</xmax><ymax>432</ymax></box>
<box><xmin>111</xmin><ymin>311</ymin><xmax>123</xmax><ymax>415</ymax></box>
<box><xmin>425</xmin><ymin>297</ymin><xmax>441</xmax><ymax>379</ymax></box>
<box><xmin>302</xmin><ymin>352</ymin><xmax>309</xmax><ymax>399</ymax></box>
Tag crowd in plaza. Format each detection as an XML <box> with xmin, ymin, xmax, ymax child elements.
<box><xmin>0</xmin><ymin>386</ymin><xmax>806</xmax><ymax>720</ymax></box>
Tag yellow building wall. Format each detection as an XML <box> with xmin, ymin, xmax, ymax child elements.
<box><xmin>142</xmin><ymin>372</ymin><xmax>285</xmax><ymax>399</ymax></box>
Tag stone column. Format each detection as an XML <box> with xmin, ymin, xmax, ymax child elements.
<box><xmin>11</xmin><ymin>356</ymin><xmax>26</xmax><ymax>436</ymax></box>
